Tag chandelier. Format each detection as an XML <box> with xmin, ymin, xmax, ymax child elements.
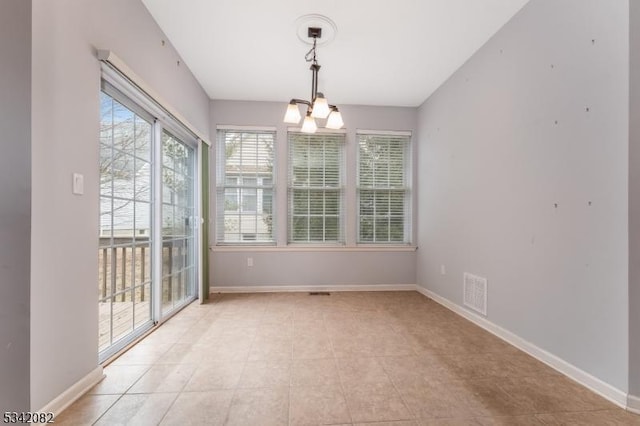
<box><xmin>283</xmin><ymin>27</ymin><xmax>344</xmax><ymax>133</ymax></box>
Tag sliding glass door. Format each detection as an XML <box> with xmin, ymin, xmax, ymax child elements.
<box><xmin>98</xmin><ymin>80</ymin><xmax>199</xmax><ymax>362</ymax></box>
<box><xmin>161</xmin><ymin>131</ymin><xmax>197</xmax><ymax>314</ymax></box>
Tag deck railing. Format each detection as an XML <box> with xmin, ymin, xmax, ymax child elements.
<box><xmin>98</xmin><ymin>237</ymin><xmax>189</xmax><ymax>304</ymax></box>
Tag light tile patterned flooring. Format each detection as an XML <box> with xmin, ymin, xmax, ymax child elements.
<box><xmin>56</xmin><ymin>291</ymin><xmax>640</xmax><ymax>425</ymax></box>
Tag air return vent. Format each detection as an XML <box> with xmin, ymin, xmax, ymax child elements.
<box><xmin>463</xmin><ymin>272</ymin><xmax>487</xmax><ymax>316</ymax></box>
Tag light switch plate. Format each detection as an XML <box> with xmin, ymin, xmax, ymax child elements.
<box><xmin>72</xmin><ymin>173</ymin><xmax>84</xmax><ymax>195</ymax></box>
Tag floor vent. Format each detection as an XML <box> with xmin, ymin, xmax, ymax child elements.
<box><xmin>309</xmin><ymin>292</ymin><xmax>331</xmax><ymax>296</ymax></box>
<box><xmin>463</xmin><ymin>272</ymin><xmax>487</xmax><ymax>316</ymax></box>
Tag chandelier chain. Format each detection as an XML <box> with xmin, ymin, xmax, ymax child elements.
<box><xmin>304</xmin><ymin>36</ymin><xmax>318</xmax><ymax>64</ymax></box>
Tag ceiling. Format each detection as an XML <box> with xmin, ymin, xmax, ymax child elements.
<box><xmin>141</xmin><ymin>0</ymin><xmax>529</xmax><ymax>107</ymax></box>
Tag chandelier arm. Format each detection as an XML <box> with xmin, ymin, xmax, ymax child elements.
<box><xmin>290</xmin><ymin>99</ymin><xmax>311</xmax><ymax>107</ymax></box>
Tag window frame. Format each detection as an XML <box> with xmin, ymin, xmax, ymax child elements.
<box><xmin>356</xmin><ymin>130</ymin><xmax>412</xmax><ymax>245</ymax></box>
<box><xmin>216</xmin><ymin>127</ymin><xmax>276</xmax><ymax>245</ymax></box>
<box><xmin>287</xmin><ymin>130</ymin><xmax>346</xmax><ymax>245</ymax></box>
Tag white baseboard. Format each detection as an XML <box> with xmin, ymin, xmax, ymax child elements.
<box><xmin>210</xmin><ymin>284</ymin><xmax>417</xmax><ymax>293</ymax></box>
<box><xmin>38</xmin><ymin>366</ymin><xmax>104</xmax><ymax>416</ymax></box>
<box><xmin>415</xmin><ymin>285</ymin><xmax>629</xmax><ymax>410</ymax></box>
<box><xmin>628</xmin><ymin>394</ymin><xmax>640</xmax><ymax>414</ymax></box>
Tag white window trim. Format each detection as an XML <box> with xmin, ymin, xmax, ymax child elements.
<box><xmin>356</xmin><ymin>129</ymin><xmax>413</xmax><ymax>245</ymax></box>
<box><xmin>216</xmin><ymin>127</ymin><xmax>277</xmax><ymax>245</ymax></box>
<box><xmin>287</xmin><ymin>131</ymin><xmax>346</xmax><ymax>244</ymax></box>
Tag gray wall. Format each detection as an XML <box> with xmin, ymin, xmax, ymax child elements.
<box><xmin>417</xmin><ymin>0</ymin><xmax>629</xmax><ymax>391</ymax></box>
<box><xmin>0</xmin><ymin>0</ymin><xmax>32</xmax><ymax>412</ymax></box>
<box><xmin>210</xmin><ymin>100</ymin><xmax>417</xmax><ymax>288</ymax></box>
<box><xmin>30</xmin><ymin>0</ymin><xmax>210</xmax><ymax>410</ymax></box>
<box><xmin>629</xmin><ymin>0</ymin><xmax>640</xmax><ymax>398</ymax></box>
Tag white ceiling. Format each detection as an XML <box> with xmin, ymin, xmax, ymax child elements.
<box><xmin>141</xmin><ymin>0</ymin><xmax>529</xmax><ymax>107</ymax></box>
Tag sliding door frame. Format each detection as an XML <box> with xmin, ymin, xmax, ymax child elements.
<box><xmin>99</xmin><ymin>61</ymin><xmax>203</xmax><ymax>362</ymax></box>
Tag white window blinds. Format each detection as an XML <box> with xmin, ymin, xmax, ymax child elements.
<box><xmin>216</xmin><ymin>129</ymin><xmax>275</xmax><ymax>243</ymax></box>
<box><xmin>357</xmin><ymin>131</ymin><xmax>411</xmax><ymax>244</ymax></box>
<box><xmin>288</xmin><ymin>132</ymin><xmax>344</xmax><ymax>243</ymax></box>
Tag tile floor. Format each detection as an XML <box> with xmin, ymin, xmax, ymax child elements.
<box><xmin>56</xmin><ymin>291</ymin><xmax>640</xmax><ymax>425</ymax></box>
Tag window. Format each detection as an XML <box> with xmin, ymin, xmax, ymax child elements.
<box><xmin>288</xmin><ymin>132</ymin><xmax>344</xmax><ymax>243</ymax></box>
<box><xmin>357</xmin><ymin>131</ymin><xmax>411</xmax><ymax>244</ymax></box>
<box><xmin>217</xmin><ymin>129</ymin><xmax>275</xmax><ymax>243</ymax></box>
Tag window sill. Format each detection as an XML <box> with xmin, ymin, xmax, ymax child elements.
<box><xmin>210</xmin><ymin>245</ymin><xmax>417</xmax><ymax>253</ymax></box>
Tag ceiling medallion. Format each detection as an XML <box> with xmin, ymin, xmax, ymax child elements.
<box><xmin>295</xmin><ymin>14</ymin><xmax>337</xmax><ymax>46</ymax></box>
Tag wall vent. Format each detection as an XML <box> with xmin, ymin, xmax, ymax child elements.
<box><xmin>463</xmin><ymin>272</ymin><xmax>487</xmax><ymax>316</ymax></box>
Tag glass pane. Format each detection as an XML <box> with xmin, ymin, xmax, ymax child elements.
<box><xmin>162</xmin><ymin>205</ymin><xmax>175</xmax><ymax>237</ymax></box>
<box><xmin>100</xmin><ymin>197</ymin><xmax>113</xmax><ymax>240</ymax></box>
<box><xmin>375</xmin><ymin>218</ymin><xmax>390</xmax><ymax>242</ymax></box>
<box><xmin>241</xmin><ymin>188</ymin><xmax>257</xmax><ymax>212</ymax></box>
<box><xmin>375</xmin><ymin>192</ymin><xmax>390</xmax><ymax>215</ymax></box>
<box><xmin>292</xmin><ymin>216</ymin><xmax>308</xmax><ymax>241</ymax></box>
<box><xmin>360</xmin><ymin>191</ymin><xmax>373</xmax><ymax>216</ymax></box>
<box><xmin>360</xmin><ymin>217</ymin><xmax>374</xmax><ymax>242</ymax></box>
<box><xmin>112</xmin><ymin>199</ymin><xmax>134</xmax><ymax>241</ymax></box>
<box><xmin>135</xmin><ymin>160</ymin><xmax>151</xmax><ymax>202</ymax></box>
<box><xmin>162</xmin><ymin>168</ymin><xmax>175</xmax><ymax>205</ymax></box>
<box><xmin>98</xmin><ymin>247</ymin><xmax>112</xmax><ymax>299</ymax></box>
<box><xmin>293</xmin><ymin>190</ymin><xmax>309</xmax><ymax>214</ymax></box>
<box><xmin>170</xmin><ymin>207</ymin><xmax>182</xmax><ymax>237</ymax></box>
<box><xmin>112</xmin><ymin>296</ymin><xmax>134</xmax><ymax>343</ymax></box>
<box><xmin>325</xmin><ymin>217</ymin><xmax>339</xmax><ymax>241</ymax></box>
<box><xmin>325</xmin><ymin>191</ymin><xmax>339</xmax><ymax>215</ymax></box>
<box><xmin>162</xmin><ymin>133</ymin><xmax>175</xmax><ymax>169</ymax></box>
<box><xmin>162</xmin><ymin>277</ymin><xmax>173</xmax><ymax>312</ymax></box>
<box><xmin>112</xmin><ymin>154</ymin><xmax>136</xmax><ymax>200</ymax></box>
<box><xmin>98</xmin><ymin>297</ymin><xmax>111</xmax><ymax>352</ymax></box>
<box><xmin>389</xmin><ymin>217</ymin><xmax>405</xmax><ymax>242</ymax></box>
<box><xmin>390</xmin><ymin>191</ymin><xmax>405</xmax><ymax>215</ymax></box>
<box><xmin>134</xmin><ymin>201</ymin><xmax>151</xmax><ymax>240</ymax></box>
<box><xmin>309</xmin><ymin>192</ymin><xmax>324</xmax><ymax>215</ymax></box>
<box><xmin>309</xmin><ymin>167</ymin><xmax>323</xmax><ymax>187</ymax></box>
<box><xmin>172</xmin><ymin>239</ymin><xmax>186</xmax><ymax>273</ymax></box>
<box><xmin>262</xmin><ymin>188</ymin><xmax>272</xmax><ymax>214</ymax></box>
<box><xmin>309</xmin><ymin>217</ymin><xmax>323</xmax><ymax>241</ymax></box>
<box><xmin>100</xmin><ymin>145</ymin><xmax>113</xmax><ymax>196</ymax></box>
<box><xmin>112</xmin><ymin>102</ymin><xmax>135</xmax><ymax>153</ymax></box>
<box><xmin>225</xmin><ymin>188</ymin><xmax>239</xmax><ymax>211</ymax></box>
<box><xmin>114</xmin><ymin>246</ymin><xmax>133</xmax><ymax>294</ymax></box>
<box><xmin>134</xmin><ymin>283</ymin><xmax>151</xmax><ymax>328</ymax></box>
<box><xmin>134</xmin><ymin>116</ymin><xmax>151</xmax><ymax>161</ymax></box>
<box><xmin>162</xmin><ymin>242</ymin><xmax>172</xmax><ymax>278</ymax></box>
